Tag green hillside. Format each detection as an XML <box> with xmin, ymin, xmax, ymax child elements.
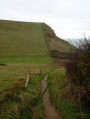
<box><xmin>0</xmin><ymin>20</ymin><xmax>74</xmax><ymax>64</ymax></box>
<box><xmin>0</xmin><ymin>20</ymin><xmax>50</xmax><ymax>63</ymax></box>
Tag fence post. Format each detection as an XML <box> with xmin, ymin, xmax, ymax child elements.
<box><xmin>25</xmin><ymin>70</ymin><xmax>31</xmax><ymax>87</ymax></box>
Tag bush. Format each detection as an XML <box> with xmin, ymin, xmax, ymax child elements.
<box><xmin>66</xmin><ymin>38</ymin><xmax>90</xmax><ymax>105</ymax></box>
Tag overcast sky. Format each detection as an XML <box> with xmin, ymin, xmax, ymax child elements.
<box><xmin>0</xmin><ymin>0</ymin><xmax>90</xmax><ymax>40</ymax></box>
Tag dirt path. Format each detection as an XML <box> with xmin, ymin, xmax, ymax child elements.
<box><xmin>42</xmin><ymin>75</ymin><xmax>60</xmax><ymax>119</ymax></box>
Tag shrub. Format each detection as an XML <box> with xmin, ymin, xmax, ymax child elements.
<box><xmin>66</xmin><ymin>38</ymin><xmax>90</xmax><ymax>105</ymax></box>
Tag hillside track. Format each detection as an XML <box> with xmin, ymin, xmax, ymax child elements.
<box><xmin>42</xmin><ymin>75</ymin><xmax>60</xmax><ymax>119</ymax></box>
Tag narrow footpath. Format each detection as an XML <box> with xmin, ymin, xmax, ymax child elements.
<box><xmin>42</xmin><ymin>75</ymin><xmax>60</xmax><ymax>119</ymax></box>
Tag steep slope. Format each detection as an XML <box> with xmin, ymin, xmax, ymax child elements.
<box><xmin>42</xmin><ymin>23</ymin><xmax>75</xmax><ymax>52</ymax></box>
<box><xmin>42</xmin><ymin>23</ymin><xmax>75</xmax><ymax>65</ymax></box>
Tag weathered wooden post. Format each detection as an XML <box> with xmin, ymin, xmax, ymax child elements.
<box><xmin>25</xmin><ymin>69</ymin><xmax>31</xmax><ymax>87</ymax></box>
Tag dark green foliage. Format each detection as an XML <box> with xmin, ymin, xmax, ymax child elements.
<box><xmin>66</xmin><ymin>39</ymin><xmax>90</xmax><ymax>105</ymax></box>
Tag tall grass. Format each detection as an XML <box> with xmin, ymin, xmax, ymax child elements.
<box><xmin>0</xmin><ymin>64</ymin><xmax>52</xmax><ymax>119</ymax></box>
<box><xmin>47</xmin><ymin>68</ymin><xmax>90</xmax><ymax>119</ymax></box>
<box><xmin>0</xmin><ymin>72</ymin><xmax>46</xmax><ymax>119</ymax></box>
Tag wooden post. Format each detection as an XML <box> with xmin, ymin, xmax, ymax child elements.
<box><xmin>25</xmin><ymin>70</ymin><xmax>31</xmax><ymax>87</ymax></box>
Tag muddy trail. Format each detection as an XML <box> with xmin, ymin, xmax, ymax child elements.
<box><xmin>42</xmin><ymin>75</ymin><xmax>60</xmax><ymax>119</ymax></box>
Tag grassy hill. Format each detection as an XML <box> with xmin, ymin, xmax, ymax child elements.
<box><xmin>0</xmin><ymin>20</ymin><xmax>74</xmax><ymax>64</ymax></box>
<box><xmin>0</xmin><ymin>20</ymin><xmax>50</xmax><ymax>63</ymax></box>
